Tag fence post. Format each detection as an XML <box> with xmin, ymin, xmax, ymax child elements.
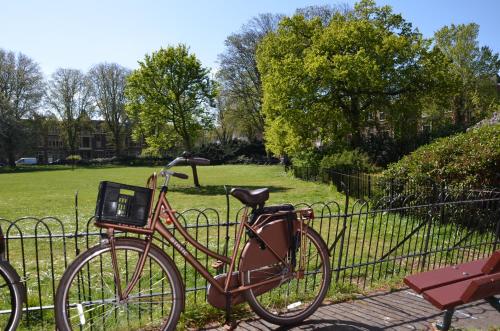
<box><xmin>494</xmin><ymin>210</ymin><xmax>500</xmax><ymax>251</ymax></box>
<box><xmin>74</xmin><ymin>191</ymin><xmax>80</xmax><ymax>256</ymax></box>
<box><xmin>421</xmin><ymin>185</ymin><xmax>439</xmax><ymax>271</ymax></box>
<box><xmin>368</xmin><ymin>174</ymin><xmax>371</xmax><ymax>199</ymax></box>
<box><xmin>335</xmin><ymin>179</ymin><xmax>350</xmax><ymax>282</ymax></box>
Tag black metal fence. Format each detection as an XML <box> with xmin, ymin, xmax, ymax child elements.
<box><xmin>292</xmin><ymin>166</ymin><xmax>377</xmax><ymax>198</ymax></box>
<box><xmin>292</xmin><ymin>165</ymin><xmax>499</xmax><ymax>202</ymax></box>
<box><xmin>1</xmin><ymin>187</ymin><xmax>499</xmax><ymax>328</ymax></box>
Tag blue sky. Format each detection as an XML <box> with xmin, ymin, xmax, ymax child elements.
<box><xmin>1</xmin><ymin>0</ymin><xmax>498</xmax><ymax>77</ymax></box>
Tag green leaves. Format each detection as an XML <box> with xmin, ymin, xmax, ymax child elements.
<box><xmin>257</xmin><ymin>0</ymin><xmax>444</xmax><ymax>156</ymax></box>
<box><xmin>383</xmin><ymin>124</ymin><xmax>500</xmax><ymax>188</ymax></box>
<box><xmin>125</xmin><ymin>45</ymin><xmax>216</xmax><ymax>154</ymax></box>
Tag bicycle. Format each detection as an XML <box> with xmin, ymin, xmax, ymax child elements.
<box><xmin>55</xmin><ymin>155</ymin><xmax>331</xmax><ymax>330</ymax></box>
<box><xmin>0</xmin><ymin>226</ymin><xmax>24</xmax><ymax>331</ymax></box>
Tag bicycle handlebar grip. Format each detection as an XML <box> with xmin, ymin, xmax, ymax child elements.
<box><xmin>172</xmin><ymin>172</ymin><xmax>189</xmax><ymax>180</ymax></box>
<box><xmin>190</xmin><ymin>157</ymin><xmax>210</xmax><ymax>166</ymax></box>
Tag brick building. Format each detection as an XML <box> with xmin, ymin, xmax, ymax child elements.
<box><xmin>36</xmin><ymin>120</ymin><xmax>143</xmax><ymax>164</ymax></box>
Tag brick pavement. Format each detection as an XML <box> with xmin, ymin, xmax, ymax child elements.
<box><xmin>202</xmin><ymin>289</ymin><xmax>500</xmax><ymax>330</ymax></box>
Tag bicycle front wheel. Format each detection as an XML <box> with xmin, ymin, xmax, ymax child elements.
<box><xmin>242</xmin><ymin>227</ymin><xmax>331</xmax><ymax>326</ymax></box>
<box><xmin>55</xmin><ymin>238</ymin><xmax>184</xmax><ymax>331</ymax></box>
<box><xmin>0</xmin><ymin>262</ymin><xmax>24</xmax><ymax>331</ymax></box>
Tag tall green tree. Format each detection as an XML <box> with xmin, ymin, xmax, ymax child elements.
<box><xmin>126</xmin><ymin>45</ymin><xmax>216</xmax><ymax>154</ymax></box>
<box><xmin>0</xmin><ymin>49</ymin><xmax>44</xmax><ymax>166</ymax></box>
<box><xmin>257</xmin><ymin>0</ymin><xmax>448</xmax><ymax>156</ymax></box>
<box><xmin>46</xmin><ymin>68</ymin><xmax>94</xmax><ymax>154</ymax></box>
<box><xmin>89</xmin><ymin>63</ymin><xmax>130</xmax><ymax>156</ymax></box>
<box><xmin>434</xmin><ymin>23</ymin><xmax>500</xmax><ymax>127</ymax></box>
<box><xmin>217</xmin><ymin>13</ymin><xmax>283</xmax><ymax>141</ymax></box>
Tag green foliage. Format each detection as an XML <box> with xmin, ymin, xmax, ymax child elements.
<box><xmin>319</xmin><ymin>149</ymin><xmax>375</xmax><ymax>173</ymax></box>
<box><xmin>382</xmin><ymin>124</ymin><xmax>500</xmax><ymax>188</ymax></box>
<box><xmin>291</xmin><ymin>151</ymin><xmax>322</xmax><ymax>169</ymax></box>
<box><xmin>257</xmin><ymin>0</ymin><xmax>448</xmax><ymax>156</ymax></box>
<box><xmin>434</xmin><ymin>23</ymin><xmax>500</xmax><ymax>127</ymax></box>
<box><xmin>126</xmin><ymin>45</ymin><xmax>217</xmax><ymax>154</ymax></box>
<box><xmin>0</xmin><ymin>49</ymin><xmax>45</xmax><ymax>166</ymax></box>
<box><xmin>216</xmin><ymin>14</ymin><xmax>282</xmax><ymax>141</ymax></box>
<box><xmin>193</xmin><ymin>140</ymin><xmax>274</xmax><ymax>165</ymax></box>
<box><xmin>65</xmin><ymin>155</ymin><xmax>82</xmax><ymax>162</ymax></box>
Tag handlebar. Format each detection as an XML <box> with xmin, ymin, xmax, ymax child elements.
<box><xmin>160</xmin><ymin>170</ymin><xmax>188</xmax><ymax>180</ymax></box>
<box><xmin>166</xmin><ymin>156</ymin><xmax>210</xmax><ymax>168</ymax></box>
<box><xmin>161</xmin><ymin>153</ymin><xmax>209</xmax><ymax>186</ymax></box>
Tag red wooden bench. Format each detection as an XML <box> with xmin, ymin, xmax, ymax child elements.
<box><xmin>404</xmin><ymin>251</ymin><xmax>500</xmax><ymax>330</ymax></box>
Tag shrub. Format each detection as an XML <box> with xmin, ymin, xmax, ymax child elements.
<box><xmin>382</xmin><ymin>124</ymin><xmax>500</xmax><ymax>190</ymax></box>
<box><xmin>193</xmin><ymin>140</ymin><xmax>277</xmax><ymax>165</ymax></box>
<box><xmin>319</xmin><ymin>149</ymin><xmax>376</xmax><ymax>173</ymax></box>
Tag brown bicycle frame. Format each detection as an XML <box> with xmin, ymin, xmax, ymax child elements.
<box><xmin>95</xmin><ymin>173</ymin><xmax>312</xmax><ymax>301</ymax></box>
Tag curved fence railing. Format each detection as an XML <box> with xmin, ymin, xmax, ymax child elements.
<box><xmin>0</xmin><ymin>189</ymin><xmax>499</xmax><ymax>328</ymax></box>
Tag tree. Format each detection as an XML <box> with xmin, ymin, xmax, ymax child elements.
<box><xmin>257</xmin><ymin>0</ymin><xmax>447</xmax><ymax>156</ymax></box>
<box><xmin>434</xmin><ymin>23</ymin><xmax>500</xmax><ymax>127</ymax></box>
<box><xmin>217</xmin><ymin>13</ymin><xmax>283</xmax><ymax>141</ymax></box>
<box><xmin>46</xmin><ymin>69</ymin><xmax>94</xmax><ymax>154</ymax></box>
<box><xmin>126</xmin><ymin>45</ymin><xmax>216</xmax><ymax>154</ymax></box>
<box><xmin>295</xmin><ymin>3</ymin><xmax>351</xmax><ymax>25</ymax></box>
<box><xmin>0</xmin><ymin>49</ymin><xmax>44</xmax><ymax>166</ymax></box>
<box><xmin>89</xmin><ymin>63</ymin><xmax>130</xmax><ymax>156</ymax></box>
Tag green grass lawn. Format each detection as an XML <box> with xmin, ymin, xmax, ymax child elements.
<box><xmin>0</xmin><ymin>164</ymin><xmax>343</xmax><ymax>221</ymax></box>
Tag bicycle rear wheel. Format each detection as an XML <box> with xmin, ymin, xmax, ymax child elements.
<box><xmin>0</xmin><ymin>262</ymin><xmax>24</xmax><ymax>331</ymax></box>
<box><xmin>242</xmin><ymin>227</ymin><xmax>331</xmax><ymax>326</ymax></box>
<box><xmin>55</xmin><ymin>238</ymin><xmax>184</xmax><ymax>331</ymax></box>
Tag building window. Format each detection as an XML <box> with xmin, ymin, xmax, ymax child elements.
<box><xmin>379</xmin><ymin>112</ymin><xmax>386</xmax><ymax>121</ymax></box>
<box><xmin>82</xmin><ymin>137</ymin><xmax>90</xmax><ymax>148</ymax></box>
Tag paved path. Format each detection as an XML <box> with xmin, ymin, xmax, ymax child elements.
<box><xmin>203</xmin><ymin>289</ymin><xmax>500</xmax><ymax>330</ymax></box>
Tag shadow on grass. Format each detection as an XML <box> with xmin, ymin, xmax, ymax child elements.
<box><xmin>168</xmin><ymin>185</ymin><xmax>291</xmax><ymax>196</ymax></box>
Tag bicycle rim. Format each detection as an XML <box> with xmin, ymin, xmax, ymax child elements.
<box><xmin>0</xmin><ymin>263</ymin><xmax>23</xmax><ymax>331</ymax></box>
<box><xmin>55</xmin><ymin>239</ymin><xmax>183</xmax><ymax>331</ymax></box>
<box><xmin>243</xmin><ymin>228</ymin><xmax>331</xmax><ymax>325</ymax></box>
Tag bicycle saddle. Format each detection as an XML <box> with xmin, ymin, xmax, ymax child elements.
<box><xmin>230</xmin><ymin>187</ymin><xmax>269</xmax><ymax>208</ymax></box>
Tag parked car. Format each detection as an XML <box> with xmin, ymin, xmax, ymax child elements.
<box><xmin>15</xmin><ymin>158</ymin><xmax>37</xmax><ymax>165</ymax></box>
<box><xmin>49</xmin><ymin>159</ymin><xmax>68</xmax><ymax>165</ymax></box>
<box><xmin>0</xmin><ymin>163</ymin><xmax>6</xmax><ymax>167</ymax></box>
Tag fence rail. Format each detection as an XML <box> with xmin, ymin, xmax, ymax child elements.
<box><xmin>0</xmin><ymin>186</ymin><xmax>499</xmax><ymax>328</ymax></box>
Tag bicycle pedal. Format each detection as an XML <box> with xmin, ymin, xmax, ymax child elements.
<box><xmin>212</xmin><ymin>260</ymin><xmax>224</xmax><ymax>272</ymax></box>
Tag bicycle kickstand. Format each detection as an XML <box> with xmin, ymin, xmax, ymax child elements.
<box><xmin>223</xmin><ymin>293</ymin><xmax>237</xmax><ymax>330</ymax></box>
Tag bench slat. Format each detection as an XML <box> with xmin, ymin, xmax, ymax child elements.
<box><xmin>461</xmin><ymin>273</ymin><xmax>500</xmax><ymax>303</ymax></box>
<box><xmin>423</xmin><ymin>280</ymin><xmax>471</xmax><ymax>310</ymax></box>
<box><xmin>404</xmin><ymin>258</ymin><xmax>487</xmax><ymax>294</ymax></box>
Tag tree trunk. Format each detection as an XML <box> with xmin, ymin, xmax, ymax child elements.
<box><xmin>191</xmin><ymin>164</ymin><xmax>200</xmax><ymax>187</ymax></box>
<box><xmin>348</xmin><ymin>96</ymin><xmax>362</xmax><ymax>148</ymax></box>
<box><xmin>7</xmin><ymin>148</ymin><xmax>16</xmax><ymax>167</ymax></box>
<box><xmin>114</xmin><ymin>130</ymin><xmax>122</xmax><ymax>157</ymax></box>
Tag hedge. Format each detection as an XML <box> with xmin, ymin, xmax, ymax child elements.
<box><xmin>382</xmin><ymin>124</ymin><xmax>500</xmax><ymax>190</ymax></box>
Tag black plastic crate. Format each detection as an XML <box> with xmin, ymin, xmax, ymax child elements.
<box><xmin>95</xmin><ymin>181</ymin><xmax>153</xmax><ymax>227</ymax></box>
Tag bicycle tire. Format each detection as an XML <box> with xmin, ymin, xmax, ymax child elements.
<box><xmin>0</xmin><ymin>262</ymin><xmax>24</xmax><ymax>331</ymax></box>
<box><xmin>55</xmin><ymin>238</ymin><xmax>184</xmax><ymax>331</ymax></box>
<box><xmin>242</xmin><ymin>227</ymin><xmax>331</xmax><ymax>326</ymax></box>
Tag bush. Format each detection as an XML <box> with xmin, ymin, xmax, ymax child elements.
<box><xmin>382</xmin><ymin>124</ymin><xmax>500</xmax><ymax>190</ymax></box>
<box><xmin>193</xmin><ymin>140</ymin><xmax>277</xmax><ymax>165</ymax></box>
<box><xmin>319</xmin><ymin>149</ymin><xmax>376</xmax><ymax>173</ymax></box>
